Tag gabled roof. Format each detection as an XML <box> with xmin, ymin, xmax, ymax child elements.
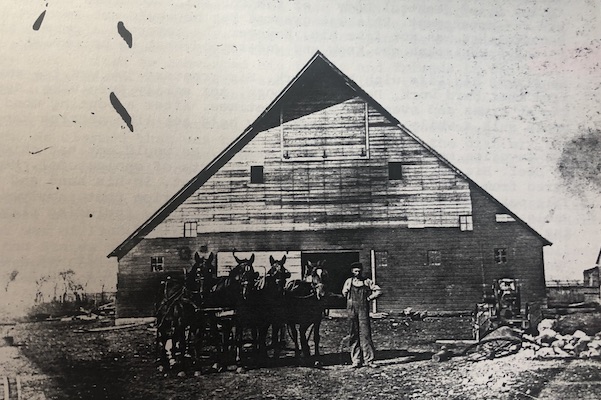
<box><xmin>108</xmin><ymin>51</ymin><xmax>551</xmax><ymax>259</ymax></box>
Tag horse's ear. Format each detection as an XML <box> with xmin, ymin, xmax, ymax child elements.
<box><xmin>249</xmin><ymin>254</ymin><xmax>255</xmax><ymax>264</ymax></box>
<box><xmin>233</xmin><ymin>253</ymin><xmax>242</xmax><ymax>264</ymax></box>
<box><xmin>281</xmin><ymin>255</ymin><xmax>287</xmax><ymax>264</ymax></box>
<box><xmin>194</xmin><ymin>252</ymin><xmax>201</xmax><ymax>263</ymax></box>
<box><xmin>269</xmin><ymin>255</ymin><xmax>275</xmax><ymax>265</ymax></box>
<box><xmin>207</xmin><ymin>252</ymin><xmax>214</xmax><ymax>264</ymax></box>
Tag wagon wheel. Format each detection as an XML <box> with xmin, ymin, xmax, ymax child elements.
<box><xmin>463</xmin><ymin>336</ymin><xmax>522</xmax><ymax>361</ymax></box>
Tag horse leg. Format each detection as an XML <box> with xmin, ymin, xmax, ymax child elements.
<box><xmin>314</xmin><ymin>319</ymin><xmax>322</xmax><ymax>357</ymax></box>
<box><xmin>271</xmin><ymin>322</ymin><xmax>283</xmax><ymax>359</ymax></box>
<box><xmin>299</xmin><ymin>322</ymin><xmax>312</xmax><ymax>360</ymax></box>
<box><xmin>257</xmin><ymin>324</ymin><xmax>269</xmax><ymax>360</ymax></box>
<box><xmin>288</xmin><ymin>323</ymin><xmax>301</xmax><ymax>358</ymax></box>
<box><xmin>172</xmin><ymin>323</ymin><xmax>185</xmax><ymax>372</ymax></box>
<box><xmin>156</xmin><ymin>329</ymin><xmax>169</xmax><ymax>371</ymax></box>
<box><xmin>235</xmin><ymin>323</ymin><xmax>244</xmax><ymax>365</ymax></box>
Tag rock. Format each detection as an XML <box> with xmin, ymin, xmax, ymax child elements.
<box><xmin>535</xmin><ymin>347</ymin><xmax>555</xmax><ymax>358</ymax></box>
<box><xmin>563</xmin><ymin>342</ymin><xmax>575</xmax><ymax>352</ymax></box>
<box><xmin>523</xmin><ymin>333</ymin><xmax>536</xmax><ymax>342</ymax></box>
<box><xmin>552</xmin><ymin>347</ymin><xmax>571</xmax><ymax>358</ymax></box>
<box><xmin>587</xmin><ymin>348</ymin><xmax>601</xmax><ymax>357</ymax></box>
<box><xmin>573</xmin><ymin>330</ymin><xmax>590</xmax><ymax>340</ymax></box>
<box><xmin>537</xmin><ymin>319</ymin><xmax>557</xmax><ymax>331</ymax></box>
<box><xmin>575</xmin><ymin>339</ymin><xmax>592</xmax><ymax>353</ymax></box>
<box><xmin>538</xmin><ymin>328</ymin><xmax>559</xmax><ymax>343</ymax></box>
<box><xmin>516</xmin><ymin>348</ymin><xmax>536</xmax><ymax>359</ymax></box>
<box><xmin>588</xmin><ymin>340</ymin><xmax>601</xmax><ymax>349</ymax></box>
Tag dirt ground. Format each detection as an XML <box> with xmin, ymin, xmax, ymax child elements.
<box><xmin>4</xmin><ymin>312</ymin><xmax>601</xmax><ymax>399</ymax></box>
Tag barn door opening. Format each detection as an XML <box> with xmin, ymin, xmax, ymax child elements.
<box><xmin>301</xmin><ymin>251</ymin><xmax>360</xmax><ymax>295</ymax></box>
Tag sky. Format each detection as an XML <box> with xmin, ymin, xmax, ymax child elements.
<box><xmin>1</xmin><ymin>0</ymin><xmax>600</xmax><ymax>314</ymax></box>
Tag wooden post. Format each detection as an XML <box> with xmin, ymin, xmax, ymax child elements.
<box><xmin>370</xmin><ymin>250</ymin><xmax>377</xmax><ymax>314</ymax></box>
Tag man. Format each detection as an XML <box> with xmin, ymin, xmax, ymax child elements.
<box><xmin>341</xmin><ymin>261</ymin><xmax>382</xmax><ymax>368</ymax></box>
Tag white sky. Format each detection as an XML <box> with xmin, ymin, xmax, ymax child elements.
<box><xmin>1</xmin><ymin>1</ymin><xmax>600</xmax><ymax>307</ymax></box>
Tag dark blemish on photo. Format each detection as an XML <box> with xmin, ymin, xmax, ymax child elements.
<box><xmin>558</xmin><ymin>129</ymin><xmax>601</xmax><ymax>195</ymax></box>
<box><xmin>33</xmin><ymin>10</ymin><xmax>46</xmax><ymax>31</ymax></box>
<box><xmin>89</xmin><ymin>214</ymin><xmax>93</xmax><ymax>218</ymax></box>
<box><xmin>117</xmin><ymin>21</ymin><xmax>133</xmax><ymax>48</ymax></box>
<box><xmin>109</xmin><ymin>92</ymin><xmax>134</xmax><ymax>132</ymax></box>
<box><xmin>29</xmin><ymin>146</ymin><xmax>51</xmax><ymax>155</ymax></box>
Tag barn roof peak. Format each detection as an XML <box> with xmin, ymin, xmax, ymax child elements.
<box><xmin>108</xmin><ymin>51</ymin><xmax>551</xmax><ymax>259</ymax></box>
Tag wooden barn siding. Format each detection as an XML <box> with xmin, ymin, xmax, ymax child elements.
<box><xmin>468</xmin><ymin>185</ymin><xmax>547</xmax><ymax>305</ymax></box>
<box><xmin>116</xmin><ymin>238</ymin><xmax>202</xmax><ymax>318</ymax></box>
<box><xmin>117</xmin><ymin>209</ymin><xmax>545</xmax><ymax>318</ymax></box>
<box><xmin>147</xmin><ymin>98</ymin><xmax>471</xmax><ymax>238</ymax></box>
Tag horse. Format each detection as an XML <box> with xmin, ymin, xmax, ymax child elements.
<box><xmin>201</xmin><ymin>252</ymin><xmax>260</xmax><ymax>367</ymax></box>
<box><xmin>259</xmin><ymin>255</ymin><xmax>291</xmax><ymax>360</ymax></box>
<box><xmin>155</xmin><ymin>252</ymin><xmax>214</xmax><ymax>373</ymax></box>
<box><xmin>284</xmin><ymin>259</ymin><xmax>328</xmax><ymax>365</ymax></box>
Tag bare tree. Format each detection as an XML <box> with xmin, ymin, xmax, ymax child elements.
<box><xmin>4</xmin><ymin>269</ymin><xmax>18</xmax><ymax>292</ymax></box>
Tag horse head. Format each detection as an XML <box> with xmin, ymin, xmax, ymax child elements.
<box><xmin>306</xmin><ymin>260</ymin><xmax>327</xmax><ymax>299</ymax></box>
<box><xmin>185</xmin><ymin>252</ymin><xmax>214</xmax><ymax>295</ymax></box>
<box><xmin>268</xmin><ymin>255</ymin><xmax>291</xmax><ymax>293</ymax></box>
<box><xmin>231</xmin><ymin>252</ymin><xmax>258</xmax><ymax>300</ymax></box>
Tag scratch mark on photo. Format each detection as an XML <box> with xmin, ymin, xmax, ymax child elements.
<box><xmin>33</xmin><ymin>10</ymin><xmax>46</xmax><ymax>31</ymax></box>
<box><xmin>109</xmin><ymin>92</ymin><xmax>134</xmax><ymax>132</ymax></box>
<box><xmin>29</xmin><ymin>146</ymin><xmax>51</xmax><ymax>155</ymax></box>
<box><xmin>117</xmin><ymin>21</ymin><xmax>133</xmax><ymax>48</ymax></box>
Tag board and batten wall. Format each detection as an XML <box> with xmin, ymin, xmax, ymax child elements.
<box><xmin>146</xmin><ymin>97</ymin><xmax>472</xmax><ymax>237</ymax></box>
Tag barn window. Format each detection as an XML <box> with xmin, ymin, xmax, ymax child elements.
<box><xmin>459</xmin><ymin>215</ymin><xmax>473</xmax><ymax>231</ymax></box>
<box><xmin>427</xmin><ymin>250</ymin><xmax>442</xmax><ymax>266</ymax></box>
<box><xmin>250</xmin><ymin>166</ymin><xmax>264</xmax><ymax>183</ymax></box>
<box><xmin>184</xmin><ymin>221</ymin><xmax>197</xmax><ymax>237</ymax></box>
<box><xmin>494</xmin><ymin>248</ymin><xmax>507</xmax><ymax>264</ymax></box>
<box><xmin>388</xmin><ymin>162</ymin><xmax>403</xmax><ymax>180</ymax></box>
<box><xmin>151</xmin><ymin>256</ymin><xmax>164</xmax><ymax>272</ymax></box>
<box><xmin>495</xmin><ymin>214</ymin><xmax>516</xmax><ymax>223</ymax></box>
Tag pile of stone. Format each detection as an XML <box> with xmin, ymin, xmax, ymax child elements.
<box><xmin>521</xmin><ymin>318</ymin><xmax>601</xmax><ymax>359</ymax></box>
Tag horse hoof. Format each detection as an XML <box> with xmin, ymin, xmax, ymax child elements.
<box><xmin>177</xmin><ymin>371</ymin><xmax>186</xmax><ymax>378</ymax></box>
<box><xmin>194</xmin><ymin>370</ymin><xmax>202</xmax><ymax>377</ymax></box>
<box><xmin>236</xmin><ymin>366</ymin><xmax>246</xmax><ymax>373</ymax></box>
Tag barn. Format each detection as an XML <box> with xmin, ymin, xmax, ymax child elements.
<box><xmin>108</xmin><ymin>51</ymin><xmax>551</xmax><ymax>322</ymax></box>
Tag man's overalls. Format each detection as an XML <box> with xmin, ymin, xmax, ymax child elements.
<box><xmin>348</xmin><ymin>280</ymin><xmax>375</xmax><ymax>366</ymax></box>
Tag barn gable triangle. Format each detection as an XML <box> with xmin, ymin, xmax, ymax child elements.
<box><xmin>108</xmin><ymin>51</ymin><xmax>550</xmax><ymax>259</ymax></box>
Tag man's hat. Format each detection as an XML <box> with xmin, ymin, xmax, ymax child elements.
<box><xmin>350</xmin><ymin>262</ymin><xmax>363</xmax><ymax>269</ymax></box>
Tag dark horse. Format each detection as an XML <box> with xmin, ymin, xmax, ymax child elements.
<box><xmin>155</xmin><ymin>252</ymin><xmax>214</xmax><ymax>373</ymax></box>
<box><xmin>250</xmin><ymin>255</ymin><xmax>291</xmax><ymax>361</ymax></box>
<box><xmin>202</xmin><ymin>252</ymin><xmax>260</xmax><ymax>367</ymax></box>
<box><xmin>284</xmin><ymin>259</ymin><xmax>328</xmax><ymax>365</ymax></box>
